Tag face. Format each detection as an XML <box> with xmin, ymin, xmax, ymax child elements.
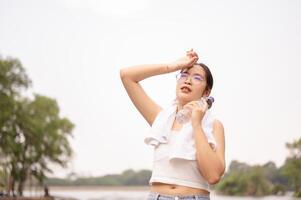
<box><xmin>175</xmin><ymin>65</ymin><xmax>210</xmax><ymax>105</ymax></box>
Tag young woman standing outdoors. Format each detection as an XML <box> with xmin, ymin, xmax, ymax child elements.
<box><xmin>120</xmin><ymin>49</ymin><xmax>225</xmax><ymax>200</ymax></box>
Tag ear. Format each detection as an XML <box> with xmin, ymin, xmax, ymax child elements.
<box><xmin>203</xmin><ymin>89</ymin><xmax>211</xmax><ymax>97</ymax></box>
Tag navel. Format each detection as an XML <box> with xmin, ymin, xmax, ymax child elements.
<box><xmin>170</xmin><ymin>185</ymin><xmax>177</xmax><ymax>189</ymax></box>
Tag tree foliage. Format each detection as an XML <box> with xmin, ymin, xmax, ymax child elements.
<box><xmin>215</xmin><ymin>138</ymin><xmax>301</xmax><ymax>197</ymax></box>
<box><xmin>0</xmin><ymin>56</ymin><xmax>74</xmax><ymax>196</ymax></box>
<box><xmin>280</xmin><ymin>138</ymin><xmax>301</xmax><ymax>197</ymax></box>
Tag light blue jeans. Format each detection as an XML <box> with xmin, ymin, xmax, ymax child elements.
<box><xmin>147</xmin><ymin>191</ymin><xmax>210</xmax><ymax>200</ymax></box>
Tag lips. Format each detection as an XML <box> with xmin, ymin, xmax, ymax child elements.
<box><xmin>180</xmin><ymin>85</ymin><xmax>192</xmax><ymax>93</ymax></box>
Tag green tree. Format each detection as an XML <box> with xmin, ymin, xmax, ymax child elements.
<box><xmin>280</xmin><ymin>138</ymin><xmax>301</xmax><ymax>197</ymax></box>
<box><xmin>0</xmin><ymin>56</ymin><xmax>74</xmax><ymax>196</ymax></box>
<box><xmin>216</xmin><ymin>138</ymin><xmax>301</xmax><ymax>197</ymax></box>
<box><xmin>13</xmin><ymin>95</ymin><xmax>74</xmax><ymax>195</ymax></box>
<box><xmin>0</xmin><ymin>56</ymin><xmax>31</xmax><ymax>196</ymax></box>
<box><xmin>262</xmin><ymin>161</ymin><xmax>286</xmax><ymax>195</ymax></box>
<box><xmin>215</xmin><ymin>161</ymin><xmax>273</xmax><ymax>196</ymax></box>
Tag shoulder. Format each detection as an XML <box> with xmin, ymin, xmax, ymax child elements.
<box><xmin>151</xmin><ymin>104</ymin><xmax>174</xmax><ymax>127</ymax></box>
<box><xmin>213</xmin><ymin>119</ymin><xmax>224</xmax><ymax>131</ymax></box>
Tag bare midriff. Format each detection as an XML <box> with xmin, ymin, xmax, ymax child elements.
<box><xmin>150</xmin><ymin>182</ymin><xmax>210</xmax><ymax>196</ymax></box>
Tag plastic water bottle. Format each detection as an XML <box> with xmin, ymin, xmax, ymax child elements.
<box><xmin>175</xmin><ymin>96</ymin><xmax>214</xmax><ymax>124</ymax></box>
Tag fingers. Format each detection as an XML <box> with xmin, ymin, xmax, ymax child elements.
<box><xmin>186</xmin><ymin>48</ymin><xmax>193</xmax><ymax>53</ymax></box>
<box><xmin>186</xmin><ymin>51</ymin><xmax>193</xmax><ymax>58</ymax></box>
<box><xmin>186</xmin><ymin>49</ymin><xmax>198</xmax><ymax>58</ymax></box>
<box><xmin>186</xmin><ymin>51</ymin><xmax>197</xmax><ymax>58</ymax></box>
<box><xmin>186</xmin><ymin>49</ymin><xmax>199</xmax><ymax>65</ymax></box>
<box><xmin>188</xmin><ymin>56</ymin><xmax>199</xmax><ymax>65</ymax></box>
<box><xmin>200</xmin><ymin>98</ymin><xmax>209</xmax><ymax>110</ymax></box>
<box><xmin>187</xmin><ymin>100</ymin><xmax>208</xmax><ymax>112</ymax></box>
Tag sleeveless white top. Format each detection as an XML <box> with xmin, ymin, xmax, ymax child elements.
<box><xmin>144</xmin><ymin>101</ymin><xmax>218</xmax><ymax>191</ymax></box>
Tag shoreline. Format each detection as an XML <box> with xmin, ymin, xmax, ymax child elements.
<box><xmin>43</xmin><ymin>185</ymin><xmax>150</xmax><ymax>191</ymax></box>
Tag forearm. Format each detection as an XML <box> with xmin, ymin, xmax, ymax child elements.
<box><xmin>192</xmin><ymin>123</ymin><xmax>224</xmax><ymax>184</ymax></box>
<box><xmin>120</xmin><ymin>63</ymin><xmax>174</xmax><ymax>82</ymax></box>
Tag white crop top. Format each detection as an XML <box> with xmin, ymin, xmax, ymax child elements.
<box><xmin>144</xmin><ymin>101</ymin><xmax>218</xmax><ymax>192</ymax></box>
<box><xmin>149</xmin><ymin>130</ymin><xmax>212</xmax><ymax>191</ymax></box>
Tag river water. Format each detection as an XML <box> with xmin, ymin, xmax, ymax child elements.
<box><xmin>23</xmin><ymin>186</ymin><xmax>300</xmax><ymax>200</ymax></box>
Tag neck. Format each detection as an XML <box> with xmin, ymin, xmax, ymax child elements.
<box><xmin>175</xmin><ymin>96</ymin><xmax>206</xmax><ymax>112</ymax></box>
<box><xmin>176</xmin><ymin>101</ymin><xmax>185</xmax><ymax>112</ymax></box>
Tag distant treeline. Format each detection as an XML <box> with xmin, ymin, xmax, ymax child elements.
<box><xmin>45</xmin><ymin>169</ymin><xmax>151</xmax><ymax>186</ymax></box>
<box><xmin>45</xmin><ymin>138</ymin><xmax>301</xmax><ymax>197</ymax></box>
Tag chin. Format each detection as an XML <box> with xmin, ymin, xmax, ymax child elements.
<box><xmin>176</xmin><ymin>94</ymin><xmax>193</xmax><ymax>104</ymax></box>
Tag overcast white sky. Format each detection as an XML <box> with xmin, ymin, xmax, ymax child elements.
<box><xmin>1</xmin><ymin>0</ymin><xmax>300</xmax><ymax>178</ymax></box>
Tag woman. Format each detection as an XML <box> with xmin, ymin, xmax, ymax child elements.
<box><xmin>120</xmin><ymin>49</ymin><xmax>225</xmax><ymax>200</ymax></box>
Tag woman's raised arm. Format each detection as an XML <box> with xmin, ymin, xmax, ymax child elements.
<box><xmin>120</xmin><ymin>64</ymin><xmax>171</xmax><ymax>126</ymax></box>
<box><xmin>119</xmin><ymin>50</ymin><xmax>198</xmax><ymax>126</ymax></box>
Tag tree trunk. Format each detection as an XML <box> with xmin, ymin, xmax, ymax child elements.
<box><xmin>17</xmin><ymin>179</ymin><xmax>24</xmax><ymax>196</ymax></box>
<box><xmin>17</xmin><ymin>171</ymin><xmax>28</xmax><ymax>197</ymax></box>
<box><xmin>7</xmin><ymin>174</ymin><xmax>15</xmax><ymax>196</ymax></box>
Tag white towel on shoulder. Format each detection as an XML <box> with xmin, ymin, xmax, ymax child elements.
<box><xmin>144</xmin><ymin>100</ymin><xmax>218</xmax><ymax>161</ymax></box>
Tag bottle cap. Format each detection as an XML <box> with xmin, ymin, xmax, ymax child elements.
<box><xmin>207</xmin><ymin>96</ymin><xmax>214</xmax><ymax>103</ymax></box>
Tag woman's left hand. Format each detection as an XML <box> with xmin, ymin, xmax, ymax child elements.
<box><xmin>184</xmin><ymin>98</ymin><xmax>208</xmax><ymax>126</ymax></box>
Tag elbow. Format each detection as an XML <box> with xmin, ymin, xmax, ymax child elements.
<box><xmin>207</xmin><ymin>175</ymin><xmax>221</xmax><ymax>185</ymax></box>
<box><xmin>119</xmin><ymin>68</ymin><xmax>127</xmax><ymax>79</ymax></box>
<box><xmin>207</xmin><ymin>168</ymin><xmax>225</xmax><ymax>185</ymax></box>
<box><xmin>119</xmin><ymin>68</ymin><xmax>138</xmax><ymax>83</ymax></box>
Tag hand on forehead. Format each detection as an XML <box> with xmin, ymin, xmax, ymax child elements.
<box><xmin>182</xmin><ymin>65</ymin><xmax>206</xmax><ymax>77</ymax></box>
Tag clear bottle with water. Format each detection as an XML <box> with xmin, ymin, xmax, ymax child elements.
<box><xmin>175</xmin><ymin>96</ymin><xmax>214</xmax><ymax>124</ymax></box>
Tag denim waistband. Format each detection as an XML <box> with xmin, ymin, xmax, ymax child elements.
<box><xmin>147</xmin><ymin>191</ymin><xmax>210</xmax><ymax>200</ymax></box>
